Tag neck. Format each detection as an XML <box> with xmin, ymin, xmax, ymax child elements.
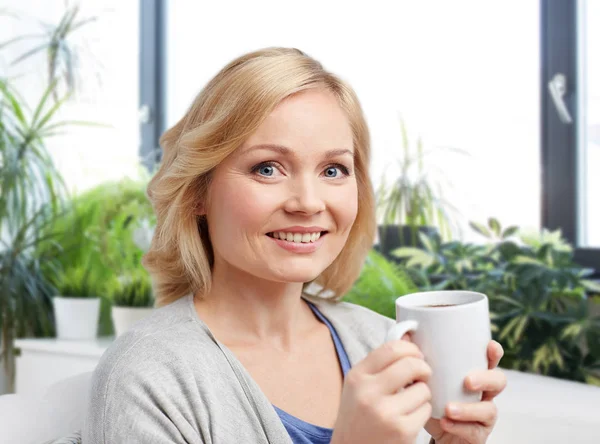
<box><xmin>194</xmin><ymin>259</ymin><xmax>318</xmax><ymax>350</ymax></box>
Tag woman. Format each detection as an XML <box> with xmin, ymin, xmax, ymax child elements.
<box><xmin>84</xmin><ymin>47</ymin><xmax>506</xmax><ymax>444</ymax></box>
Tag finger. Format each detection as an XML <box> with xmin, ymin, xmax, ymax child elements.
<box><xmin>439</xmin><ymin>417</ymin><xmax>491</xmax><ymax>441</ymax></box>
<box><xmin>402</xmin><ymin>332</ymin><xmax>412</xmax><ymax>342</ymax></box>
<box><xmin>464</xmin><ymin>369</ymin><xmax>507</xmax><ymax>400</ymax></box>
<box><xmin>378</xmin><ymin>357</ymin><xmax>432</xmax><ymax>394</ymax></box>
<box><xmin>445</xmin><ymin>401</ymin><xmax>498</xmax><ymax>427</ymax></box>
<box><xmin>356</xmin><ymin>339</ymin><xmax>424</xmax><ymax>374</ymax></box>
<box><xmin>385</xmin><ymin>382</ymin><xmax>432</xmax><ymax>415</ymax></box>
<box><xmin>402</xmin><ymin>401</ymin><xmax>433</xmax><ymax>435</ymax></box>
<box><xmin>487</xmin><ymin>340</ymin><xmax>504</xmax><ymax>369</ymax></box>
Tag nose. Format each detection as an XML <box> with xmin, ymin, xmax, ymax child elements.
<box><xmin>283</xmin><ymin>175</ymin><xmax>326</xmax><ymax>216</ymax></box>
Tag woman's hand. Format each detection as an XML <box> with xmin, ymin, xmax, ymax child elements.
<box><xmin>331</xmin><ymin>339</ymin><xmax>433</xmax><ymax>444</ymax></box>
<box><xmin>425</xmin><ymin>340</ymin><xmax>507</xmax><ymax>444</ymax></box>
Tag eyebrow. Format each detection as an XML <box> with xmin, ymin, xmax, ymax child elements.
<box><xmin>242</xmin><ymin>143</ymin><xmax>353</xmax><ymax>160</ymax></box>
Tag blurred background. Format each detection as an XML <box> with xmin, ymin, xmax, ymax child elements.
<box><xmin>0</xmin><ymin>0</ymin><xmax>599</xmax><ymax>439</ymax></box>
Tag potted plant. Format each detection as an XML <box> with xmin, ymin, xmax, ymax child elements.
<box><xmin>109</xmin><ymin>272</ymin><xmax>154</xmax><ymax>337</ymax></box>
<box><xmin>36</xmin><ymin>177</ymin><xmax>156</xmax><ymax>336</ymax></box>
<box><xmin>51</xmin><ymin>264</ymin><xmax>102</xmax><ymax>340</ymax></box>
<box><xmin>376</xmin><ymin>117</ymin><xmax>461</xmax><ymax>258</ymax></box>
<box><xmin>393</xmin><ymin>218</ymin><xmax>600</xmax><ymax>386</ymax></box>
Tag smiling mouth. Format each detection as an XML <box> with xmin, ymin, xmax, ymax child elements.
<box><xmin>266</xmin><ymin>231</ymin><xmax>328</xmax><ymax>244</ymax></box>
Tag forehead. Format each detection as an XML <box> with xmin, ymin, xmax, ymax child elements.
<box><xmin>241</xmin><ymin>89</ymin><xmax>354</xmax><ymax>154</ymax></box>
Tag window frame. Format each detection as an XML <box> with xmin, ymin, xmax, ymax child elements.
<box><xmin>139</xmin><ymin>0</ymin><xmax>167</xmax><ymax>171</ymax></box>
<box><xmin>541</xmin><ymin>0</ymin><xmax>599</xmax><ymax>275</ymax></box>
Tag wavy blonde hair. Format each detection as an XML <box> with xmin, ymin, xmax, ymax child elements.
<box><xmin>144</xmin><ymin>47</ymin><xmax>376</xmax><ymax>307</ymax></box>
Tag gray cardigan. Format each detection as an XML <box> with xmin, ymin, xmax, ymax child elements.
<box><xmin>83</xmin><ymin>294</ymin><xmax>432</xmax><ymax>443</ymax></box>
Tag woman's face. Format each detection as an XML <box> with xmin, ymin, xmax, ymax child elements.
<box><xmin>205</xmin><ymin>88</ymin><xmax>358</xmax><ymax>285</ymax></box>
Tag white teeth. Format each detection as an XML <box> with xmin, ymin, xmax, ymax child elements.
<box><xmin>271</xmin><ymin>231</ymin><xmax>323</xmax><ymax>243</ymax></box>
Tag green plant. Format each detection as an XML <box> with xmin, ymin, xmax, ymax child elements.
<box><xmin>376</xmin><ymin>117</ymin><xmax>461</xmax><ymax>244</ymax></box>
<box><xmin>0</xmin><ymin>79</ymin><xmax>71</xmax><ymax>393</ymax></box>
<box><xmin>344</xmin><ymin>249</ymin><xmax>418</xmax><ymax>319</ymax></box>
<box><xmin>0</xmin><ymin>6</ymin><xmax>99</xmax><ymax>392</ymax></box>
<box><xmin>52</xmin><ymin>263</ymin><xmax>103</xmax><ymax>298</ymax></box>
<box><xmin>393</xmin><ymin>218</ymin><xmax>600</xmax><ymax>386</ymax></box>
<box><xmin>38</xmin><ymin>177</ymin><xmax>154</xmax><ymax>273</ymax></box>
<box><xmin>0</xmin><ymin>204</ymin><xmax>61</xmax><ymax>393</ymax></box>
<box><xmin>109</xmin><ymin>272</ymin><xmax>154</xmax><ymax>308</ymax></box>
<box><xmin>36</xmin><ymin>177</ymin><xmax>155</xmax><ymax>333</ymax></box>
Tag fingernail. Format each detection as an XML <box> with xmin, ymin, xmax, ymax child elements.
<box><xmin>469</xmin><ymin>377</ymin><xmax>480</xmax><ymax>390</ymax></box>
<box><xmin>447</xmin><ymin>404</ymin><xmax>461</xmax><ymax>416</ymax></box>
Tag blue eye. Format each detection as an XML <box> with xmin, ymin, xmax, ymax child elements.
<box><xmin>325</xmin><ymin>167</ymin><xmax>339</xmax><ymax>178</ymax></box>
<box><xmin>258</xmin><ymin>165</ymin><xmax>274</xmax><ymax>176</ymax></box>
<box><xmin>251</xmin><ymin>161</ymin><xmax>280</xmax><ymax>177</ymax></box>
<box><xmin>324</xmin><ymin>164</ymin><xmax>350</xmax><ymax>178</ymax></box>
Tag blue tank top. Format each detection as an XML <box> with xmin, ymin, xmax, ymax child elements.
<box><xmin>272</xmin><ymin>302</ymin><xmax>351</xmax><ymax>444</ymax></box>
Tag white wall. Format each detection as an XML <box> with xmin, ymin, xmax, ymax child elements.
<box><xmin>166</xmin><ymin>0</ymin><xmax>541</xmax><ymax>241</ymax></box>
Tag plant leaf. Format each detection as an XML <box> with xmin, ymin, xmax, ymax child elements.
<box><xmin>489</xmin><ymin>218</ymin><xmax>501</xmax><ymax>236</ymax></box>
<box><xmin>470</xmin><ymin>221</ymin><xmax>491</xmax><ymax>238</ymax></box>
<box><xmin>582</xmin><ymin>280</ymin><xmax>600</xmax><ymax>294</ymax></box>
<box><xmin>502</xmin><ymin>226</ymin><xmax>519</xmax><ymax>238</ymax></box>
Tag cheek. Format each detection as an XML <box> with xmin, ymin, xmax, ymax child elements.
<box><xmin>331</xmin><ymin>182</ymin><xmax>359</xmax><ymax>230</ymax></box>
<box><xmin>210</xmin><ymin>178</ymin><xmax>275</xmax><ymax>236</ymax></box>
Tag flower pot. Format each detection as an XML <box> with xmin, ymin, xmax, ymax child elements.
<box><xmin>111</xmin><ymin>306</ymin><xmax>154</xmax><ymax>337</ymax></box>
<box><xmin>52</xmin><ymin>296</ymin><xmax>101</xmax><ymax>340</ymax></box>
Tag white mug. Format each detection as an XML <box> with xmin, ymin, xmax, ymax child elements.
<box><xmin>385</xmin><ymin>290</ymin><xmax>491</xmax><ymax>419</ymax></box>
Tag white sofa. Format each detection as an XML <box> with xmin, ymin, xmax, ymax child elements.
<box><xmin>489</xmin><ymin>369</ymin><xmax>600</xmax><ymax>443</ymax></box>
<box><xmin>0</xmin><ymin>369</ymin><xmax>599</xmax><ymax>444</ymax></box>
<box><xmin>0</xmin><ymin>371</ymin><xmax>91</xmax><ymax>444</ymax></box>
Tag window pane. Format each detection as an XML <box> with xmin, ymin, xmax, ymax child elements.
<box><xmin>579</xmin><ymin>0</ymin><xmax>600</xmax><ymax>247</ymax></box>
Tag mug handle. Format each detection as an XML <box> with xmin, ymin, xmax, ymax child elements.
<box><xmin>385</xmin><ymin>320</ymin><xmax>419</xmax><ymax>342</ymax></box>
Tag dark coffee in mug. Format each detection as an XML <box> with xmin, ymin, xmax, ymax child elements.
<box><xmin>423</xmin><ymin>304</ymin><xmax>458</xmax><ymax>308</ymax></box>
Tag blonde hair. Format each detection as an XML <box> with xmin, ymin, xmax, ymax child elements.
<box><xmin>144</xmin><ymin>47</ymin><xmax>375</xmax><ymax>307</ymax></box>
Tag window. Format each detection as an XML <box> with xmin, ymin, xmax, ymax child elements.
<box><xmin>0</xmin><ymin>0</ymin><xmax>141</xmax><ymax>193</ymax></box>
<box><xmin>143</xmin><ymin>1</ymin><xmax>597</xmax><ymax>271</ymax></box>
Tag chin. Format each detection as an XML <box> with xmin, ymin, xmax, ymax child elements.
<box><xmin>267</xmin><ymin>260</ymin><xmax>329</xmax><ymax>285</ymax></box>
<box><xmin>274</xmin><ymin>269</ymin><xmax>323</xmax><ymax>285</ymax></box>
